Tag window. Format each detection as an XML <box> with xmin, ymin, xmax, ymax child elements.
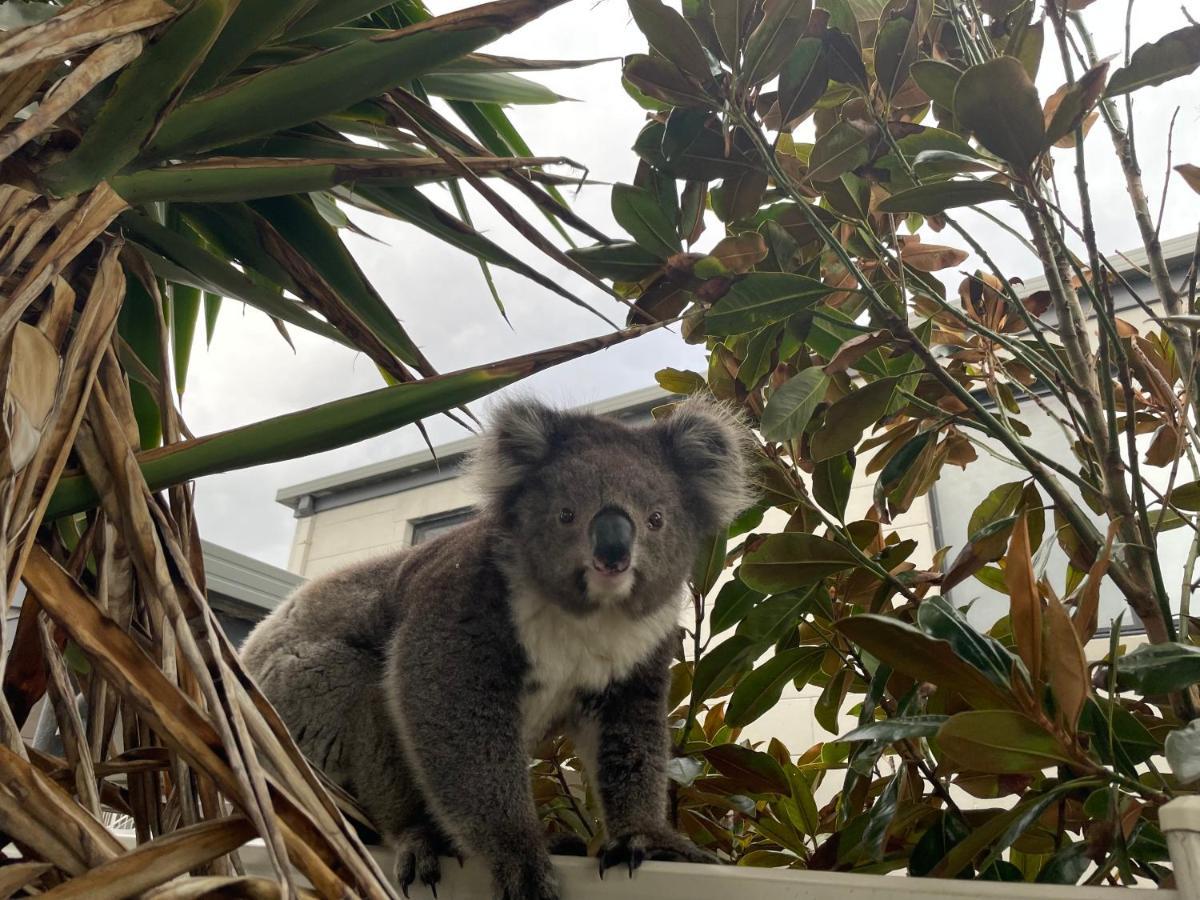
<box><xmin>410</xmin><ymin>507</ymin><xmax>475</xmax><ymax>546</ymax></box>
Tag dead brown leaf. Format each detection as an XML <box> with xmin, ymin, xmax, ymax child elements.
<box><xmin>1006</xmin><ymin>514</ymin><xmax>1043</xmax><ymax>687</ymax></box>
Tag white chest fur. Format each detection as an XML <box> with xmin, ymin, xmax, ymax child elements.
<box><xmin>510</xmin><ymin>591</ymin><xmax>682</xmax><ymax>746</ymax></box>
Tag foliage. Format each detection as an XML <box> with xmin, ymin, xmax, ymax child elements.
<box><xmin>549</xmin><ymin>0</ymin><xmax>1200</xmax><ymax>886</ymax></box>
<box><xmin>0</xmin><ymin>0</ymin><xmax>642</xmax><ymax>894</ymax></box>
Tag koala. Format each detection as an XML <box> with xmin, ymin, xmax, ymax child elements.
<box><xmin>240</xmin><ymin>394</ymin><xmax>752</xmax><ymax>900</ymax></box>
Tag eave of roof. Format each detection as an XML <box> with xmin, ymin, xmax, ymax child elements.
<box><xmin>275</xmin><ymin>384</ymin><xmax>675</xmax><ymax>509</ymax></box>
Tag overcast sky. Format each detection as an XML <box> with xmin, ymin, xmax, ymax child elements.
<box><xmin>181</xmin><ymin>0</ymin><xmax>1200</xmax><ymax>570</ymax></box>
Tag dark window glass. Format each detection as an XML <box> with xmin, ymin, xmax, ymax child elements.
<box><xmin>411</xmin><ymin>508</ymin><xmax>474</xmax><ymax>545</ymax></box>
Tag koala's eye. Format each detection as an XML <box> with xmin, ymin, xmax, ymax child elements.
<box><xmin>648</xmin><ymin>511</ymin><xmax>664</xmax><ymax>530</ymax></box>
<box><xmin>558</xmin><ymin>508</ymin><xmax>576</xmax><ymax>525</ymax></box>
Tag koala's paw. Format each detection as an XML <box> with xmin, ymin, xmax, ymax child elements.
<box><xmin>598</xmin><ymin>830</ymin><xmax>719</xmax><ymax>877</ymax></box>
<box><xmin>546</xmin><ymin>832</ymin><xmax>589</xmax><ymax>857</ymax></box>
<box><xmin>493</xmin><ymin>856</ymin><xmax>560</xmax><ymax>900</ymax></box>
<box><xmin>393</xmin><ymin>826</ymin><xmax>452</xmax><ymax>898</ymax></box>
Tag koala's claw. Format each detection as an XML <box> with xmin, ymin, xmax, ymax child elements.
<box><xmin>392</xmin><ymin>826</ymin><xmax>448</xmax><ymax>898</ymax></box>
<box><xmin>598</xmin><ymin>831</ymin><xmax>719</xmax><ymax>878</ymax></box>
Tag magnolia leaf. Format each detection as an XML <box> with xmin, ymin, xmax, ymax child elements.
<box><xmin>1115</xmin><ymin>642</ymin><xmax>1200</xmax><ymax>695</ymax></box>
<box><xmin>1005</xmin><ymin>514</ymin><xmax>1042</xmax><ymax>686</ymax></box>
<box><xmin>694</xmin><ymin>233</ymin><xmax>768</xmax><ymax>277</ymax></box>
<box><xmin>743</xmin><ymin>0</ymin><xmax>814</xmax><ymax>86</ymax></box>
<box><xmin>702</xmin><ymin>744</ymin><xmax>790</xmax><ymax>794</ymax></box>
<box><xmin>839</xmin><ymin>714</ymin><xmax>948</xmax><ymax>743</ymax></box>
<box><xmin>942</xmin><ymin>514</ymin><xmax>1017</xmax><ymax>592</ymax></box>
<box><xmin>623</xmin><ymin>53</ymin><xmax>714</xmax><ymax>108</ymax></box>
<box><xmin>691</xmin><ymin>634</ymin><xmax>759</xmax><ymax>703</ymax></box>
<box><xmin>727</xmin><ymin>647</ymin><xmax>824</xmax><ymax>726</ymax></box>
<box><xmin>836</xmin><ymin>615</ymin><xmax>1016</xmax><ymax>709</ymax></box>
<box><xmin>877</xmin><ymin>180</ymin><xmax>1016</xmax><ymax>215</ymax></box>
<box><xmin>909</xmin><ymin>58</ymin><xmax>959</xmax><ymax>108</ymax></box>
<box><xmin>1043</xmin><ymin>62</ymin><xmax>1108</xmax><ymax>147</ymax></box>
<box><xmin>823</xmin><ymin>329</ymin><xmax>891</xmax><ymax>374</ymax></box>
<box><xmin>954</xmin><ymin>56</ymin><xmax>1045</xmax><ymax>170</ymax></box>
<box><xmin>566</xmin><ymin>241</ymin><xmax>664</xmax><ymax>281</ymax></box>
<box><xmin>628</xmin><ymin>0</ymin><xmax>714</xmax><ymax>82</ymax></box>
<box><xmin>1045</xmin><ymin>594</ymin><xmax>1089</xmax><ymax>733</ymax></box>
<box><xmin>807</xmin><ymin>119</ymin><xmax>872</xmax><ymax>182</ymax></box>
<box><xmin>760</xmin><ymin>368</ymin><xmax>829</xmax><ymax>441</ymax></box>
<box><xmin>611</xmin><ymin>183</ymin><xmax>681</xmax><ymax>259</ymax></box>
<box><xmin>779</xmin><ymin>36</ymin><xmax>829</xmax><ymax>126</ymax></box>
<box><xmin>706</xmin><ymin>272</ymin><xmax>830</xmax><ymax>335</ymax></box>
<box><xmin>741</xmin><ymin>533</ymin><xmax>858</xmax><ymax>592</ymax></box>
<box><xmin>812</xmin><ymin>452</ymin><xmax>853</xmax><ymax>520</ymax></box>
<box><xmin>809</xmin><ymin>376</ymin><xmax>898</xmax><ymax>461</ymax></box>
<box><xmin>937</xmin><ymin>711</ymin><xmax>1073</xmax><ymax>774</ymax></box>
<box><xmin>710</xmin><ymin>577</ymin><xmax>765</xmax><ymax>635</ymax></box>
<box><xmin>1106</xmin><ymin>24</ymin><xmax>1200</xmax><ymax>97</ymax></box>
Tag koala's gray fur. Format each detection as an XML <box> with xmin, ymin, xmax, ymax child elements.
<box><xmin>240</xmin><ymin>395</ymin><xmax>752</xmax><ymax>899</ymax></box>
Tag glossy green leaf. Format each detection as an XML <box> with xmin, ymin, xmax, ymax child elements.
<box><xmin>710</xmin><ymin>577</ymin><xmax>765</xmax><ymax>635</ymax></box>
<box><xmin>711</xmin><ymin>0</ymin><xmax>753</xmax><ymax>65</ymax></box>
<box><xmin>691</xmin><ymin>635</ymin><xmax>759</xmax><ymax>703</ymax></box>
<box><xmin>566</xmin><ymin>241</ymin><xmax>664</xmax><ymax>282</ymax></box>
<box><xmin>812</xmin><ymin>452</ymin><xmax>853</xmax><ymax>520</ymax></box>
<box><xmin>877</xmin><ymin>180</ymin><xmax>1017</xmax><ymax>214</ymax></box>
<box><xmin>741</xmin><ymin>533</ymin><xmax>858</xmax><ymax>592</ymax></box>
<box><xmin>937</xmin><ymin>711</ymin><xmax>1072</xmax><ymax>774</ymax></box>
<box><xmin>778</xmin><ymin>36</ymin><xmax>829</xmax><ymax>126</ymax></box>
<box><xmin>735</xmin><ymin>588</ymin><xmax>816</xmax><ymax>643</ymax></box>
<box><xmin>909</xmin><ymin>58</ymin><xmax>959</xmax><ymax>108</ymax></box>
<box><xmin>702</xmin><ymin>744</ymin><xmax>790</xmax><ymax>794</ymax></box>
<box><xmin>835</xmin><ymin>615</ymin><xmax>1017</xmax><ymax>709</ymax></box>
<box><xmin>611</xmin><ymin>183</ymin><xmax>682</xmax><ymax>259</ymax></box>
<box><xmin>743</xmin><ymin>0</ymin><xmax>813</xmax><ymax>86</ymax></box>
<box><xmin>839</xmin><ymin>714</ymin><xmax>948</xmax><ymax>743</ymax></box>
<box><xmin>760</xmin><ymin>368</ymin><xmax>829</xmax><ymax>442</ymax></box>
<box><xmin>186</xmin><ymin>0</ymin><xmax>314</xmax><ymax>96</ymax></box>
<box><xmin>806</xmin><ymin>119</ymin><xmax>872</xmax><ymax>182</ymax></box>
<box><xmin>954</xmin><ymin>56</ymin><xmax>1045</xmax><ymax>170</ymax></box>
<box><xmin>727</xmin><ymin>647</ymin><xmax>824</xmax><ymax>726</ymax></box>
<box><xmin>622</xmin><ymin>53</ymin><xmax>714</xmax><ymax>108</ymax></box>
<box><xmin>706</xmin><ymin>273</ymin><xmax>830</xmax><ymax>335</ymax></box>
<box><xmin>1106</xmin><ymin>24</ymin><xmax>1200</xmax><ymax>97</ymax></box>
<box><xmin>1115</xmin><ymin>642</ymin><xmax>1200</xmax><ymax>695</ymax></box>
<box><xmin>628</xmin><ymin>0</ymin><xmax>713</xmax><ymax>82</ymax></box>
<box><xmin>809</xmin><ymin>376</ymin><xmax>897</xmax><ymax>461</ymax></box>
<box><xmin>170</xmin><ymin>282</ymin><xmax>202</xmax><ymax>396</ymax></box>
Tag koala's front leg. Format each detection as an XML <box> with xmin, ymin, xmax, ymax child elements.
<box><xmin>393</xmin><ymin>652</ymin><xmax>558</xmax><ymax>900</ymax></box>
<box><xmin>581</xmin><ymin>643</ymin><xmax>719</xmax><ymax>876</ymax></box>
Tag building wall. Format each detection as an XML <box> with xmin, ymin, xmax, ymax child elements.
<box><xmin>289</xmin><ymin>474</ymin><xmax>476</xmax><ymax>577</ymax></box>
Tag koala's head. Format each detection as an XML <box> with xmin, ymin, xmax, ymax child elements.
<box><xmin>467</xmin><ymin>395</ymin><xmax>753</xmax><ymax>617</ymax></box>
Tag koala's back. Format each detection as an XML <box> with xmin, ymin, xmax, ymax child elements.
<box><xmin>241</xmin><ymin>519</ymin><xmax>496</xmax><ymax>834</ymax></box>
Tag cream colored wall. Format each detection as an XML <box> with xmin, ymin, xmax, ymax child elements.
<box><xmin>288</xmin><ymin>476</ymin><xmax>477</xmax><ymax>578</ymax></box>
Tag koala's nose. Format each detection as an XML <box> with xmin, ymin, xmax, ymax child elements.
<box><xmin>590</xmin><ymin>508</ymin><xmax>634</xmax><ymax>573</ymax></box>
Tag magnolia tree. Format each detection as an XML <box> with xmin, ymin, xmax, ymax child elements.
<box><xmin>543</xmin><ymin>0</ymin><xmax>1200</xmax><ymax>885</ymax></box>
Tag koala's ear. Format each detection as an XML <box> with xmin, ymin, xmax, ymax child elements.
<box><xmin>466</xmin><ymin>399</ymin><xmax>563</xmax><ymax>505</ymax></box>
<box><xmin>659</xmin><ymin>395</ymin><xmax>755</xmax><ymax>529</ymax></box>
